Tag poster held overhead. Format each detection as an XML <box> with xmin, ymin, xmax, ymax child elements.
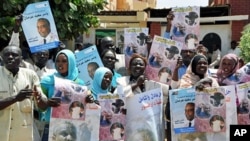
<box><xmin>22</xmin><ymin>1</ymin><xmax>59</xmax><ymax>53</ymax></box>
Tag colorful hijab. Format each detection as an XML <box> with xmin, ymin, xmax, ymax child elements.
<box><xmin>216</xmin><ymin>53</ymin><xmax>239</xmax><ymax>85</ymax></box>
<box><xmin>54</xmin><ymin>49</ymin><xmax>79</xmax><ymax>81</ymax></box>
<box><xmin>91</xmin><ymin>67</ymin><xmax>113</xmax><ymax>99</ymax></box>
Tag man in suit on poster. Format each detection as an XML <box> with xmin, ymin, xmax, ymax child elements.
<box><xmin>184</xmin><ymin>102</ymin><xmax>195</xmax><ymax>127</ymax></box>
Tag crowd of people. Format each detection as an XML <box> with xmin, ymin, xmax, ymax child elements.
<box><xmin>0</xmin><ymin>10</ymin><xmax>246</xmax><ymax>141</ymax></box>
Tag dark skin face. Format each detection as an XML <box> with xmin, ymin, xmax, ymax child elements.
<box><xmin>231</xmin><ymin>42</ymin><xmax>237</xmax><ymax>50</ymax></box>
<box><xmin>100</xmin><ymin>37</ymin><xmax>115</xmax><ymax>53</ymax></box>
<box><xmin>55</xmin><ymin>53</ymin><xmax>68</xmax><ymax>77</ymax></box>
<box><xmin>2</xmin><ymin>46</ymin><xmax>22</xmax><ymax>75</ymax></box>
<box><xmin>101</xmin><ymin>71</ymin><xmax>113</xmax><ymax>90</ymax></box>
<box><xmin>221</xmin><ymin>58</ymin><xmax>236</xmax><ymax>76</ymax></box>
<box><xmin>196</xmin><ymin>46</ymin><xmax>208</xmax><ymax>57</ymax></box>
<box><xmin>181</xmin><ymin>50</ymin><xmax>195</xmax><ymax>66</ymax></box>
<box><xmin>185</xmin><ymin>104</ymin><xmax>195</xmax><ymax>121</ymax></box>
<box><xmin>102</xmin><ymin>50</ymin><xmax>116</xmax><ymax>70</ymax></box>
<box><xmin>130</xmin><ymin>58</ymin><xmax>146</xmax><ymax>78</ymax></box>
<box><xmin>76</xmin><ymin>44</ymin><xmax>84</xmax><ymax>51</ymax></box>
<box><xmin>33</xmin><ymin>50</ymin><xmax>50</xmax><ymax>69</ymax></box>
<box><xmin>167</xmin><ymin>52</ymin><xmax>175</xmax><ymax>59</ymax></box>
<box><xmin>195</xmin><ymin>58</ymin><xmax>208</xmax><ymax>75</ymax></box>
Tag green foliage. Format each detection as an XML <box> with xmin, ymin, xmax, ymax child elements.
<box><xmin>239</xmin><ymin>24</ymin><xmax>250</xmax><ymax>63</ymax></box>
<box><xmin>1</xmin><ymin>0</ymin><xmax>107</xmax><ymax>40</ymax></box>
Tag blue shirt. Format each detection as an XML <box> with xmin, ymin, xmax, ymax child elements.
<box><xmin>196</xmin><ymin>107</ymin><xmax>211</xmax><ymax>118</ymax></box>
<box><xmin>149</xmin><ymin>55</ymin><xmax>161</xmax><ymax>68</ymax></box>
<box><xmin>178</xmin><ymin>64</ymin><xmax>188</xmax><ymax>79</ymax></box>
<box><xmin>125</xmin><ymin>46</ymin><xmax>134</xmax><ymax>56</ymax></box>
<box><xmin>173</xmin><ymin>26</ymin><xmax>185</xmax><ymax>37</ymax></box>
<box><xmin>164</xmin><ymin>32</ymin><xmax>171</xmax><ymax>39</ymax></box>
<box><xmin>112</xmin><ymin>70</ymin><xmax>122</xmax><ymax>88</ymax></box>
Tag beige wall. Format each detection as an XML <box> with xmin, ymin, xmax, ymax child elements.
<box><xmin>113</xmin><ymin>0</ymin><xmax>156</xmax><ymax>10</ymax></box>
<box><xmin>106</xmin><ymin>0</ymin><xmax>117</xmax><ymax>10</ymax></box>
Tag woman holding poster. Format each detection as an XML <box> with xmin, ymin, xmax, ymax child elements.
<box><xmin>40</xmin><ymin>49</ymin><xmax>85</xmax><ymax>140</ymax></box>
<box><xmin>179</xmin><ymin>54</ymin><xmax>219</xmax><ymax>88</ymax></box>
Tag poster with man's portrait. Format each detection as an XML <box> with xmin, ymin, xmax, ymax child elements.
<box><xmin>195</xmin><ymin>87</ymin><xmax>226</xmax><ymax>133</ymax></box>
<box><xmin>22</xmin><ymin>1</ymin><xmax>59</xmax><ymax>53</ymax></box>
<box><xmin>169</xmin><ymin>88</ymin><xmax>196</xmax><ymax>134</ymax></box>
<box><xmin>236</xmin><ymin>82</ymin><xmax>250</xmax><ymax>125</ymax></box>
<box><xmin>145</xmin><ymin>35</ymin><xmax>182</xmax><ymax>85</ymax></box>
<box><xmin>49</xmin><ymin>77</ymin><xmax>101</xmax><ymax>141</ymax></box>
<box><xmin>97</xmin><ymin>94</ymin><xmax>126</xmax><ymax>141</ymax></box>
<box><xmin>171</xmin><ymin>6</ymin><xmax>200</xmax><ymax>50</ymax></box>
<box><xmin>124</xmin><ymin>28</ymin><xmax>149</xmax><ymax>67</ymax></box>
<box><xmin>75</xmin><ymin>45</ymin><xmax>104</xmax><ymax>89</ymax></box>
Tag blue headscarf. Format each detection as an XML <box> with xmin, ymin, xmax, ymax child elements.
<box><xmin>54</xmin><ymin>49</ymin><xmax>78</xmax><ymax>81</ymax></box>
<box><xmin>91</xmin><ymin>67</ymin><xmax>113</xmax><ymax>99</ymax></box>
<box><xmin>40</xmin><ymin>49</ymin><xmax>84</xmax><ymax>122</ymax></box>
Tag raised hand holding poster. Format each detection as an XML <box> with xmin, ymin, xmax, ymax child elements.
<box><xmin>22</xmin><ymin>1</ymin><xmax>59</xmax><ymax>53</ymax></box>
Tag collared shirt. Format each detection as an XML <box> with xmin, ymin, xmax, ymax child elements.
<box><xmin>111</xmin><ymin>70</ymin><xmax>122</xmax><ymax>88</ymax></box>
<box><xmin>39</xmin><ymin>32</ymin><xmax>59</xmax><ymax>45</ymax></box>
<box><xmin>185</xmin><ymin>119</ymin><xmax>195</xmax><ymax>127</ymax></box>
<box><xmin>46</xmin><ymin>59</ymin><xmax>55</xmax><ymax>69</ymax></box>
<box><xmin>0</xmin><ymin>67</ymin><xmax>46</xmax><ymax>141</ymax></box>
<box><xmin>29</xmin><ymin>64</ymin><xmax>56</xmax><ymax>80</ymax></box>
<box><xmin>227</xmin><ymin>48</ymin><xmax>241</xmax><ymax>56</ymax></box>
<box><xmin>178</xmin><ymin>64</ymin><xmax>188</xmax><ymax>79</ymax></box>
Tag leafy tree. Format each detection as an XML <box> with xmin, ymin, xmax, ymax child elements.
<box><xmin>239</xmin><ymin>24</ymin><xmax>250</xmax><ymax>63</ymax></box>
<box><xmin>0</xmin><ymin>0</ymin><xmax>107</xmax><ymax>40</ymax></box>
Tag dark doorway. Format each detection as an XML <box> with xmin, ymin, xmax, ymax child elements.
<box><xmin>202</xmin><ymin>33</ymin><xmax>221</xmax><ymax>54</ymax></box>
<box><xmin>202</xmin><ymin>33</ymin><xmax>221</xmax><ymax>65</ymax></box>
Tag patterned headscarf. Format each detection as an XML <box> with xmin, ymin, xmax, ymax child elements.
<box><xmin>180</xmin><ymin>54</ymin><xmax>210</xmax><ymax>88</ymax></box>
<box><xmin>216</xmin><ymin>53</ymin><xmax>239</xmax><ymax>85</ymax></box>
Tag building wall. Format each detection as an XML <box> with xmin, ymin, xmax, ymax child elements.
<box><xmin>117</xmin><ymin>0</ymin><xmax>132</xmax><ymax>10</ymax></box>
<box><xmin>105</xmin><ymin>0</ymin><xmax>117</xmax><ymax>10</ymax></box>
<box><xmin>150</xmin><ymin>22</ymin><xmax>161</xmax><ymax>37</ymax></box>
<box><xmin>200</xmin><ymin>24</ymin><xmax>231</xmax><ymax>56</ymax></box>
<box><xmin>115</xmin><ymin>0</ymin><xmax>156</xmax><ymax>10</ymax></box>
<box><xmin>230</xmin><ymin>0</ymin><xmax>250</xmax><ymax>42</ymax></box>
